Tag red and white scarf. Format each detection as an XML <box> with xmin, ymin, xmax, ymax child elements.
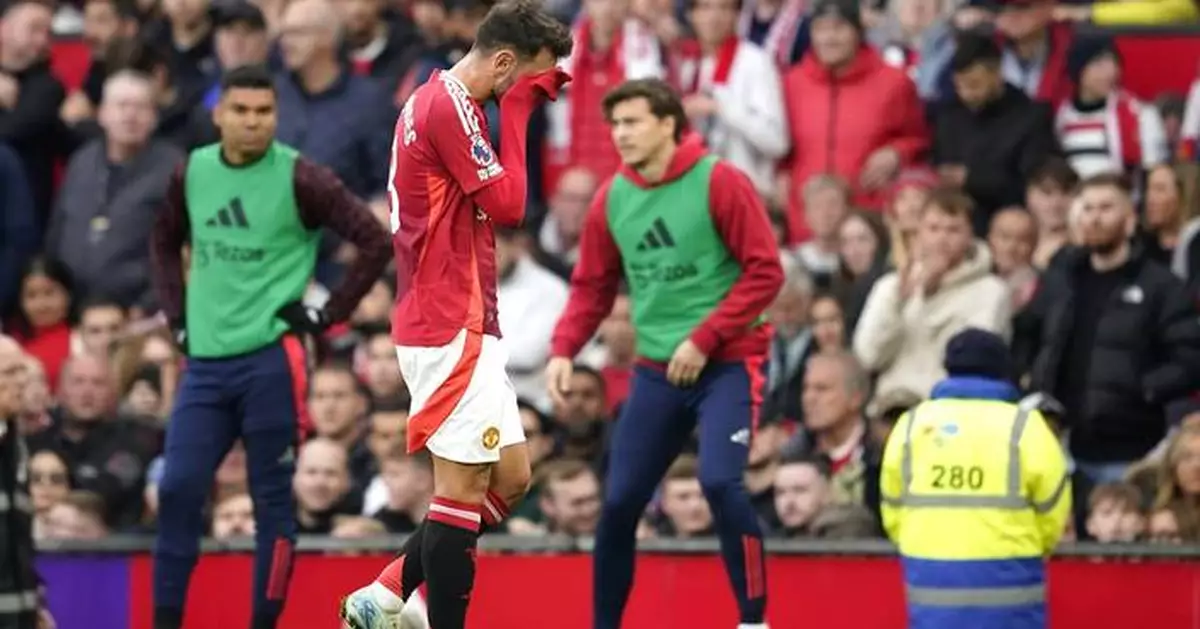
<box><xmin>546</xmin><ymin>17</ymin><xmax>664</xmax><ymax>154</ymax></box>
<box><xmin>737</xmin><ymin>0</ymin><xmax>807</xmax><ymax>67</ymax></box>
<box><xmin>672</xmin><ymin>36</ymin><xmax>740</xmax><ymax>96</ymax></box>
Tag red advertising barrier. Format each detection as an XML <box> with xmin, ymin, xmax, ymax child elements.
<box><xmin>125</xmin><ymin>552</ymin><xmax>1200</xmax><ymax>629</ymax></box>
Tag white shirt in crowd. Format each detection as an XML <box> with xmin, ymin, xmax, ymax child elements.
<box><xmin>679</xmin><ymin>39</ymin><xmax>790</xmax><ymax>195</ymax></box>
<box><xmin>498</xmin><ymin>256</ymin><xmax>570</xmax><ymax>411</ymax></box>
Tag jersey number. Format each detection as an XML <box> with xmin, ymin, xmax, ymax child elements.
<box><xmin>931</xmin><ymin>465</ymin><xmax>984</xmax><ymax>490</ymax></box>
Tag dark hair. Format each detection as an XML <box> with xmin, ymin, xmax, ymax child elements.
<box><xmin>221</xmin><ymin>64</ymin><xmax>275</xmax><ymax>92</ymax></box>
<box><xmin>602</xmin><ymin>78</ymin><xmax>688</xmax><ymax>143</ymax></box>
<box><xmin>1156</xmin><ymin>92</ymin><xmax>1186</xmax><ymax>121</ymax></box>
<box><xmin>372</xmin><ymin>396</ymin><xmax>411</xmax><ymax>414</ymax></box>
<box><xmin>84</xmin><ymin>0</ymin><xmax>138</xmax><ymax>19</ymax></box>
<box><xmin>516</xmin><ymin>398</ymin><xmax>551</xmax><ymax>434</ymax></box>
<box><xmin>951</xmin><ymin>31</ymin><xmax>1001</xmax><ymax>73</ymax></box>
<box><xmin>9</xmin><ymin>256</ymin><xmax>77</xmax><ymax>338</ymax></box>
<box><xmin>571</xmin><ymin>363</ymin><xmax>606</xmax><ymax>394</ymax></box>
<box><xmin>779</xmin><ymin>451</ymin><xmax>834</xmax><ymax>480</ymax></box>
<box><xmin>1079</xmin><ymin>171</ymin><xmax>1132</xmax><ymax>196</ymax></box>
<box><xmin>29</xmin><ymin>447</ymin><xmax>74</xmax><ymax>487</ymax></box>
<box><xmin>106</xmin><ymin>37</ymin><xmax>169</xmax><ymax>79</ymax></box>
<box><xmin>473</xmin><ymin>0</ymin><xmax>573</xmax><ymax>60</ymax></box>
<box><xmin>355</xmin><ymin>321</ymin><xmax>391</xmax><ymax>341</ymax></box>
<box><xmin>1027</xmin><ymin>156</ymin><xmax>1079</xmax><ymax>193</ymax></box>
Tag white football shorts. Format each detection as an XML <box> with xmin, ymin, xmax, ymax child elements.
<box><xmin>396</xmin><ymin>329</ymin><xmax>524</xmax><ymax>464</ymax></box>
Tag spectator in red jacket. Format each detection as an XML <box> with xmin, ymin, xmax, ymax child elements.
<box><xmin>781</xmin><ymin>0</ymin><xmax>927</xmax><ymax>243</ymax></box>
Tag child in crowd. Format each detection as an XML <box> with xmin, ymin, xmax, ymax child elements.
<box><xmin>1086</xmin><ymin>482</ymin><xmax>1145</xmax><ymax>542</ymax></box>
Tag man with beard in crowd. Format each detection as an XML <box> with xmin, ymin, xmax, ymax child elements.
<box><xmin>1031</xmin><ymin>173</ymin><xmax>1200</xmax><ymax>486</ymax></box>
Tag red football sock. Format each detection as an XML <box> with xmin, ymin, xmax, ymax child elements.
<box><xmin>480</xmin><ymin>490</ymin><xmax>510</xmax><ymax>527</ymax></box>
<box><xmin>376</xmin><ymin>555</ymin><xmax>405</xmax><ymax>598</ymax></box>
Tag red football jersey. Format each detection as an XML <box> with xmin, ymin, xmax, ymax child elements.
<box><xmin>388</xmin><ymin>71</ymin><xmax>507</xmax><ymax>347</ymax></box>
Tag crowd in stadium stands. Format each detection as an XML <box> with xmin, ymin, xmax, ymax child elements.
<box><xmin>3</xmin><ymin>0</ymin><xmax>1200</xmax><ymax>550</ymax></box>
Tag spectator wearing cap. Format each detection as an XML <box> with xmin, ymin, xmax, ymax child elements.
<box><xmin>142</xmin><ymin>0</ymin><xmax>218</xmax><ymax>99</ymax></box>
<box><xmin>781</xmin><ymin>0</ymin><xmax>928</xmax><ymax>243</ymax></box>
<box><xmin>855</xmin><ymin>188</ymin><xmax>1011</xmax><ymax>405</ymax></box>
<box><xmin>495</xmin><ymin>227</ymin><xmax>569</xmax><ymax>411</ymax></box>
<box><xmin>59</xmin><ymin>0</ymin><xmax>140</xmax><ymax>126</ymax></box>
<box><xmin>1030</xmin><ymin>173</ymin><xmax>1200</xmax><ymax>486</ymax></box>
<box><xmin>0</xmin><ymin>0</ymin><xmax>66</xmax><ymax>226</ymax></box>
<box><xmin>672</xmin><ymin>0</ymin><xmax>789</xmax><ymax>196</ymax></box>
<box><xmin>48</xmin><ymin>71</ymin><xmax>183</xmax><ymax>312</ymax></box>
<box><xmin>0</xmin><ymin>143</ymin><xmax>37</xmax><ymax>312</ymax></box>
<box><xmin>1055</xmin><ymin>34</ymin><xmax>1166</xmax><ymax>180</ymax></box>
<box><xmin>881</xmin><ymin>328</ymin><xmax>1070</xmax><ymax>629</ymax></box>
<box><xmin>933</xmin><ymin>32</ymin><xmax>1057</xmax><ymax>236</ymax></box>
<box><xmin>202</xmin><ymin>1</ymin><xmax>271</xmax><ymax>109</ymax></box>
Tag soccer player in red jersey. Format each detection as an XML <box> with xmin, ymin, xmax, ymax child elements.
<box><xmin>339</xmin><ymin>2</ymin><xmax>572</xmax><ymax>628</ymax></box>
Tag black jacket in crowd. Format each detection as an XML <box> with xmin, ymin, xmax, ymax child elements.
<box><xmin>1029</xmin><ymin>246</ymin><xmax>1200</xmax><ymax>462</ymax></box>
<box><xmin>0</xmin><ymin>61</ymin><xmax>66</xmax><ymax>229</ymax></box>
<box><xmin>932</xmin><ymin>83</ymin><xmax>1058</xmax><ymax>236</ymax></box>
<box><xmin>0</xmin><ymin>419</ymin><xmax>40</xmax><ymax>629</ymax></box>
<box><xmin>27</xmin><ymin>410</ymin><xmax>162</xmax><ymax>529</ymax></box>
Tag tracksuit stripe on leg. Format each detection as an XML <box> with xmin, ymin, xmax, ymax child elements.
<box><xmin>280</xmin><ymin>335</ymin><xmax>312</xmax><ymax>442</ymax></box>
<box><xmin>692</xmin><ymin>362</ymin><xmax>768</xmax><ymax>625</ymax></box>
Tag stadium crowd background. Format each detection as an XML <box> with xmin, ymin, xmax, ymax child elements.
<box><xmin>1</xmin><ymin>0</ymin><xmax>1200</xmax><ymax>553</ymax></box>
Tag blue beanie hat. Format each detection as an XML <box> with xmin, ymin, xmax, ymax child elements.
<box><xmin>943</xmin><ymin>328</ymin><xmax>1015</xmax><ymax>382</ymax></box>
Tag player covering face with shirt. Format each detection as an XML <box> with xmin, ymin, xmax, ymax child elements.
<box><xmin>339</xmin><ymin>2</ymin><xmax>573</xmax><ymax>629</ymax></box>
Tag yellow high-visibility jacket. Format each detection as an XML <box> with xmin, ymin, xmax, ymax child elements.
<box><xmin>881</xmin><ymin>394</ymin><xmax>1071</xmax><ymax>629</ymax></box>
<box><xmin>1091</xmin><ymin>0</ymin><xmax>1198</xmax><ymax>26</ymax></box>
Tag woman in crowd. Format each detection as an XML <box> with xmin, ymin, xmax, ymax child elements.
<box><xmin>1152</xmin><ymin>425</ymin><xmax>1200</xmax><ymax>542</ymax></box>
<box><xmin>831</xmin><ymin>210</ymin><xmax>891</xmax><ymax>331</ymax></box>
<box><xmin>809</xmin><ymin>293</ymin><xmax>847</xmax><ymax>354</ymax></box>
<box><xmin>1143</xmin><ymin>162</ymin><xmax>1199</xmax><ymax>264</ymax></box>
<box><xmin>29</xmin><ymin>448</ymin><xmax>72</xmax><ymax>541</ymax></box>
<box><xmin>9</xmin><ymin>257</ymin><xmax>76</xmax><ymax>392</ymax></box>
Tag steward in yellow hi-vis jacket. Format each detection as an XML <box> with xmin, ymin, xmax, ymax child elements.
<box><xmin>881</xmin><ymin>328</ymin><xmax>1071</xmax><ymax>629</ymax></box>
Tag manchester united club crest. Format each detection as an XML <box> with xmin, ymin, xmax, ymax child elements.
<box><xmin>482</xmin><ymin>426</ymin><xmax>500</xmax><ymax>450</ymax></box>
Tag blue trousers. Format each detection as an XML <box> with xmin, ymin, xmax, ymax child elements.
<box><xmin>594</xmin><ymin>362</ymin><xmax>768</xmax><ymax>629</ymax></box>
<box><xmin>153</xmin><ymin>338</ymin><xmax>307</xmax><ymax>628</ymax></box>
